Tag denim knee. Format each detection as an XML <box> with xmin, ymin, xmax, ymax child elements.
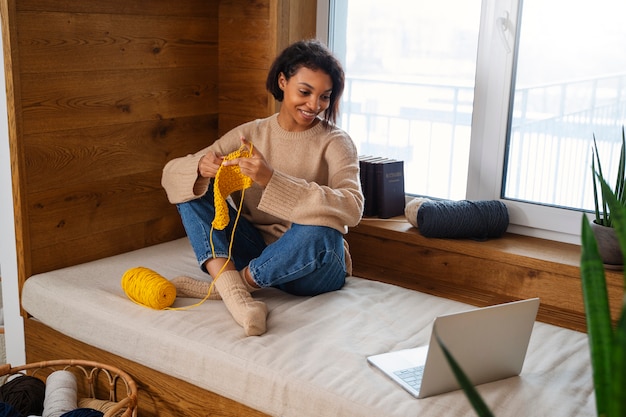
<box><xmin>249</xmin><ymin>224</ymin><xmax>346</xmax><ymax>296</ymax></box>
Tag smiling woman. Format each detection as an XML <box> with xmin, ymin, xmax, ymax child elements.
<box><xmin>161</xmin><ymin>39</ymin><xmax>364</xmax><ymax>336</ymax></box>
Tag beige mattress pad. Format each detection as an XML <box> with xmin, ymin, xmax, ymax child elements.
<box><xmin>22</xmin><ymin>238</ymin><xmax>595</xmax><ymax>417</ymax></box>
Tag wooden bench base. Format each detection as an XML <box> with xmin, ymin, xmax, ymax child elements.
<box><xmin>346</xmin><ymin>217</ymin><xmax>624</xmax><ymax>332</ymax></box>
<box><xmin>24</xmin><ymin>319</ymin><xmax>269</xmax><ymax>417</ymax></box>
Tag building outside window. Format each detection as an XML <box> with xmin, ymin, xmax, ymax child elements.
<box><xmin>318</xmin><ymin>0</ymin><xmax>626</xmax><ymax>244</ymax></box>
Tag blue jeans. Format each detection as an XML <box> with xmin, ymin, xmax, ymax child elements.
<box><xmin>176</xmin><ymin>183</ymin><xmax>346</xmax><ymax>296</ymax></box>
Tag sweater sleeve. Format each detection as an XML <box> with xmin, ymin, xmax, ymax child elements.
<box><xmin>161</xmin><ymin>126</ymin><xmax>249</xmax><ymax>204</ymax></box>
<box><xmin>257</xmin><ymin>134</ymin><xmax>364</xmax><ymax>234</ymax></box>
<box><xmin>161</xmin><ymin>152</ymin><xmax>210</xmax><ymax>204</ymax></box>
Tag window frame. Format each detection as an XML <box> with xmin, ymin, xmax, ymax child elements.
<box><xmin>318</xmin><ymin>0</ymin><xmax>591</xmax><ymax>245</ymax></box>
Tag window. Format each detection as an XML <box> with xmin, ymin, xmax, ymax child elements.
<box><xmin>505</xmin><ymin>0</ymin><xmax>626</xmax><ymax>212</ymax></box>
<box><xmin>326</xmin><ymin>0</ymin><xmax>481</xmax><ymax>201</ymax></box>
<box><xmin>319</xmin><ymin>0</ymin><xmax>626</xmax><ymax>244</ymax></box>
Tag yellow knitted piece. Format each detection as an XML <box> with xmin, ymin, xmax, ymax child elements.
<box><xmin>212</xmin><ymin>145</ymin><xmax>254</xmax><ymax>230</ymax></box>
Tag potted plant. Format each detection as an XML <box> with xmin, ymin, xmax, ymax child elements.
<box><xmin>590</xmin><ymin>126</ymin><xmax>626</xmax><ymax>267</ymax></box>
<box><xmin>439</xmin><ymin>175</ymin><xmax>626</xmax><ymax>416</ymax></box>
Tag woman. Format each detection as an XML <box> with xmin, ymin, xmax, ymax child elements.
<box><xmin>161</xmin><ymin>39</ymin><xmax>364</xmax><ymax>336</ymax></box>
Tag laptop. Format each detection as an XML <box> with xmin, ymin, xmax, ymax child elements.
<box><xmin>367</xmin><ymin>298</ymin><xmax>540</xmax><ymax>399</ymax></box>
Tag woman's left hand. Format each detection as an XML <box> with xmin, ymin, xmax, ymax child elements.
<box><xmin>223</xmin><ymin>137</ymin><xmax>274</xmax><ymax>187</ymax></box>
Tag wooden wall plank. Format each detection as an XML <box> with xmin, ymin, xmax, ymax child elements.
<box><xmin>285</xmin><ymin>0</ymin><xmax>316</xmax><ymax>44</ymax></box>
<box><xmin>29</xmin><ymin>212</ymin><xmax>186</xmax><ymax>274</ymax></box>
<box><xmin>219</xmin><ymin>0</ymin><xmax>270</xmax><ymax>20</ymax></box>
<box><xmin>218</xmin><ymin>1</ymin><xmax>273</xmax><ymax>136</ymax></box>
<box><xmin>4</xmin><ymin>0</ymin><xmax>220</xmax><ymax>280</ymax></box>
<box><xmin>219</xmin><ymin>38</ymin><xmax>273</xmax><ymax>70</ymax></box>
<box><xmin>27</xmin><ymin>173</ymin><xmax>171</xmax><ymax>247</ymax></box>
<box><xmin>17</xmin><ymin>12</ymin><xmax>217</xmax><ymax>73</ymax></box>
<box><xmin>218</xmin><ymin>69</ymin><xmax>270</xmax><ymax>122</ymax></box>
<box><xmin>20</xmin><ymin>67</ymin><xmax>217</xmax><ymax>134</ymax></box>
<box><xmin>16</xmin><ymin>0</ymin><xmax>218</xmax><ymax>17</ymax></box>
<box><xmin>24</xmin><ymin>115</ymin><xmax>216</xmax><ymax>192</ymax></box>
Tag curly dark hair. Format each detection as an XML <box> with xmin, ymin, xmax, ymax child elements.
<box><xmin>266</xmin><ymin>39</ymin><xmax>345</xmax><ymax>127</ymax></box>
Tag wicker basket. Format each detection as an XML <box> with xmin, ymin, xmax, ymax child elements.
<box><xmin>0</xmin><ymin>359</ymin><xmax>138</xmax><ymax>417</ymax></box>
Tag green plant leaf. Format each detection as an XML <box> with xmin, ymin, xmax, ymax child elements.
<box><xmin>593</xmin><ymin>135</ymin><xmax>604</xmax><ymax>225</ymax></box>
<box><xmin>616</xmin><ymin>126</ymin><xmax>626</xmax><ymax>205</ymax></box>
<box><xmin>599</xmin><ymin>175</ymin><xmax>626</xmax><ymax>416</ymax></box>
<box><xmin>436</xmin><ymin>331</ymin><xmax>495</xmax><ymax>417</ymax></box>
<box><xmin>580</xmin><ymin>215</ymin><xmax>612</xmax><ymax>416</ymax></box>
<box><xmin>592</xmin><ymin>126</ymin><xmax>626</xmax><ymax>227</ymax></box>
<box><xmin>609</xmin><ymin>302</ymin><xmax>626</xmax><ymax>417</ymax></box>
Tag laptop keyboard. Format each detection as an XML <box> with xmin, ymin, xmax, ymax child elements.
<box><xmin>394</xmin><ymin>365</ymin><xmax>425</xmax><ymax>391</ymax></box>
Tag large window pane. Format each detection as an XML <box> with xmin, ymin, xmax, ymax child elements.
<box><xmin>330</xmin><ymin>0</ymin><xmax>482</xmax><ymax>200</ymax></box>
<box><xmin>504</xmin><ymin>0</ymin><xmax>626</xmax><ymax>211</ymax></box>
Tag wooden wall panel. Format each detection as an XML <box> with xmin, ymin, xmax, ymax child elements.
<box><xmin>4</xmin><ymin>0</ymin><xmax>220</xmax><ymax>277</ymax></box>
<box><xmin>16</xmin><ymin>12</ymin><xmax>217</xmax><ymax>73</ymax></box>
<box><xmin>286</xmin><ymin>1</ymin><xmax>316</xmax><ymax>43</ymax></box>
<box><xmin>218</xmin><ymin>0</ymin><xmax>274</xmax><ymax>135</ymax></box>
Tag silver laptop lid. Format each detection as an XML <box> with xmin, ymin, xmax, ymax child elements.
<box><xmin>417</xmin><ymin>297</ymin><xmax>540</xmax><ymax>398</ymax></box>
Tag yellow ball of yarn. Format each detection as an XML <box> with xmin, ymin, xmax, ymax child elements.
<box><xmin>121</xmin><ymin>266</ymin><xmax>177</xmax><ymax>309</ymax></box>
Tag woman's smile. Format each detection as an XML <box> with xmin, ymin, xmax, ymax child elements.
<box><xmin>277</xmin><ymin>67</ymin><xmax>333</xmax><ymax>132</ymax></box>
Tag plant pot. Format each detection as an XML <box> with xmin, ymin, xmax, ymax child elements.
<box><xmin>591</xmin><ymin>221</ymin><xmax>624</xmax><ymax>269</ymax></box>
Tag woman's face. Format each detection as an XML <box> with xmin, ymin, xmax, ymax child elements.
<box><xmin>277</xmin><ymin>66</ymin><xmax>333</xmax><ymax>132</ymax></box>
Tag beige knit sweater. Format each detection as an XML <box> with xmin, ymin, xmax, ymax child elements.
<box><xmin>162</xmin><ymin>114</ymin><xmax>364</xmax><ymax>265</ymax></box>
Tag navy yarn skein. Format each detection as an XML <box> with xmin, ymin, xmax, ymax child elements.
<box><xmin>0</xmin><ymin>402</ymin><xmax>22</xmax><ymax>417</ymax></box>
<box><xmin>416</xmin><ymin>199</ymin><xmax>509</xmax><ymax>240</ymax></box>
<box><xmin>60</xmin><ymin>408</ymin><xmax>104</xmax><ymax>417</ymax></box>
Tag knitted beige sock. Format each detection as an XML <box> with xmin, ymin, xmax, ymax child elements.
<box><xmin>214</xmin><ymin>270</ymin><xmax>267</xmax><ymax>336</ymax></box>
<box><xmin>171</xmin><ymin>276</ymin><xmax>222</xmax><ymax>300</ymax></box>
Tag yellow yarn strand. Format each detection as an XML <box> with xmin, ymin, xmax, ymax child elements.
<box><xmin>121</xmin><ymin>144</ymin><xmax>253</xmax><ymax>311</ymax></box>
<box><xmin>121</xmin><ymin>266</ymin><xmax>177</xmax><ymax>310</ymax></box>
<box><xmin>170</xmin><ymin>143</ymin><xmax>253</xmax><ymax>310</ymax></box>
<box><xmin>168</xmin><ymin>187</ymin><xmax>248</xmax><ymax>311</ymax></box>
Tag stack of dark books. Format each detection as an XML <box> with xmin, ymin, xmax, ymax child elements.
<box><xmin>359</xmin><ymin>156</ymin><xmax>405</xmax><ymax>218</ymax></box>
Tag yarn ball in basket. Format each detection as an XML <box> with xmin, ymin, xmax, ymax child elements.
<box><xmin>78</xmin><ymin>398</ymin><xmax>122</xmax><ymax>415</ymax></box>
<box><xmin>60</xmin><ymin>408</ymin><xmax>104</xmax><ymax>417</ymax></box>
<box><xmin>43</xmin><ymin>370</ymin><xmax>78</xmax><ymax>417</ymax></box>
<box><xmin>0</xmin><ymin>375</ymin><xmax>45</xmax><ymax>416</ymax></box>
<box><xmin>121</xmin><ymin>266</ymin><xmax>177</xmax><ymax>309</ymax></box>
<box><xmin>0</xmin><ymin>402</ymin><xmax>22</xmax><ymax>417</ymax></box>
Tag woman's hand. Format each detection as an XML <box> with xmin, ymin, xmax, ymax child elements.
<box><xmin>224</xmin><ymin>137</ymin><xmax>274</xmax><ymax>187</ymax></box>
<box><xmin>197</xmin><ymin>151</ymin><xmax>224</xmax><ymax>179</ymax></box>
